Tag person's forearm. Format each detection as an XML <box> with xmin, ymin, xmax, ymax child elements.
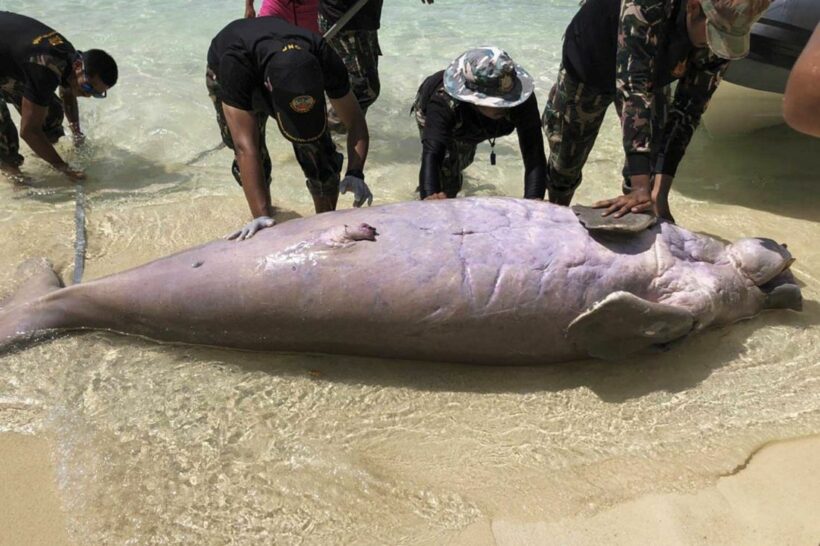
<box><xmin>784</xmin><ymin>25</ymin><xmax>820</xmax><ymax>137</ymax></box>
<box><xmin>419</xmin><ymin>140</ymin><xmax>446</xmax><ymax>198</ymax></box>
<box><xmin>344</xmin><ymin>117</ymin><xmax>369</xmax><ymax>173</ymax></box>
<box><xmin>60</xmin><ymin>89</ymin><xmax>81</xmax><ymax>132</ymax></box>
<box><xmin>235</xmin><ymin>149</ymin><xmax>271</xmax><ymax>218</ymax></box>
<box><xmin>658</xmin><ymin>52</ymin><xmax>727</xmax><ymax>175</ymax></box>
<box><xmin>244</xmin><ymin>0</ymin><xmax>256</xmax><ymax>17</ymax></box>
<box><xmin>518</xmin><ymin>123</ymin><xmax>548</xmax><ymax>199</ymax></box>
<box><xmin>523</xmin><ymin>164</ymin><xmax>547</xmax><ymax>200</ymax></box>
<box><xmin>629</xmin><ymin>173</ymin><xmax>652</xmax><ymax>194</ymax></box>
<box><xmin>615</xmin><ymin>0</ymin><xmax>664</xmax><ymax>175</ymax></box>
<box><xmin>20</xmin><ymin>125</ymin><xmax>67</xmax><ymax>167</ymax></box>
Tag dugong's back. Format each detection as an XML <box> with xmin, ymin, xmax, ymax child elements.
<box><xmin>118</xmin><ymin>198</ymin><xmax>659</xmax><ymax>364</ymax></box>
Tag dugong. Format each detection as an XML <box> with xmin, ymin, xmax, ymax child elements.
<box><xmin>0</xmin><ymin>198</ymin><xmax>802</xmax><ymax>364</ymax></box>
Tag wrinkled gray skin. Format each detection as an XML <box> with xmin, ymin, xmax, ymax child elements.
<box><xmin>0</xmin><ymin>198</ymin><xmax>801</xmax><ymax>364</ymax></box>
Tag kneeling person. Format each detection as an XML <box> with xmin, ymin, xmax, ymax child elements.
<box><xmin>0</xmin><ymin>11</ymin><xmax>117</xmax><ymax>181</ymax></box>
<box><xmin>413</xmin><ymin>47</ymin><xmax>547</xmax><ymax>200</ymax></box>
<box><xmin>207</xmin><ymin>17</ymin><xmax>371</xmax><ymax>240</ymax></box>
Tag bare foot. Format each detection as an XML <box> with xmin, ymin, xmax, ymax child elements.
<box><xmin>1</xmin><ymin>161</ymin><xmax>22</xmax><ymax>178</ymax></box>
<box><xmin>1</xmin><ymin>162</ymin><xmax>33</xmax><ymax>189</ymax></box>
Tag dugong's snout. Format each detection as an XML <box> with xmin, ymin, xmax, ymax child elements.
<box><xmin>728</xmin><ymin>238</ymin><xmax>802</xmax><ymax>312</ymax></box>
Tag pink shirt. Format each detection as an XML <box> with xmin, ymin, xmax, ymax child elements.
<box><xmin>258</xmin><ymin>0</ymin><xmax>320</xmax><ymax>34</ymax></box>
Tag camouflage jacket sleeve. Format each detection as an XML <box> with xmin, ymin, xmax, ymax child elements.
<box><xmin>656</xmin><ymin>49</ymin><xmax>729</xmax><ymax>176</ymax></box>
<box><xmin>615</xmin><ymin>0</ymin><xmax>667</xmax><ymax>177</ymax></box>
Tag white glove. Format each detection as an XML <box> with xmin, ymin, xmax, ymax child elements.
<box><xmin>226</xmin><ymin>216</ymin><xmax>275</xmax><ymax>241</ymax></box>
<box><xmin>339</xmin><ymin>174</ymin><xmax>373</xmax><ymax>207</ymax></box>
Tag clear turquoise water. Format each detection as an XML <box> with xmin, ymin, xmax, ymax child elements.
<box><xmin>0</xmin><ymin>1</ymin><xmax>819</xmax><ymax>544</ymax></box>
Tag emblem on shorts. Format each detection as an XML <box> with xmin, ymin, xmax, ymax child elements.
<box><xmin>290</xmin><ymin>95</ymin><xmax>316</xmax><ymax>113</ymax></box>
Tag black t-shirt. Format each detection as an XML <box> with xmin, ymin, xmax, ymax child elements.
<box><xmin>0</xmin><ymin>11</ymin><xmax>75</xmax><ymax>107</ymax></box>
<box><xmin>207</xmin><ymin>17</ymin><xmax>350</xmax><ymax>112</ymax></box>
<box><xmin>562</xmin><ymin>0</ymin><xmax>692</xmax><ymax>91</ymax></box>
<box><xmin>319</xmin><ymin>0</ymin><xmax>383</xmax><ymax>31</ymax></box>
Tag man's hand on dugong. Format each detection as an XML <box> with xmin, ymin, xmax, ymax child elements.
<box><xmin>593</xmin><ymin>187</ymin><xmax>653</xmax><ymax>218</ymax></box>
<box><xmin>226</xmin><ymin>215</ymin><xmax>276</xmax><ymax>241</ymax></box>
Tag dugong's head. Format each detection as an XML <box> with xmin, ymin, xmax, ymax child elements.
<box><xmin>727</xmin><ymin>237</ymin><xmax>802</xmax><ymax>313</ymax></box>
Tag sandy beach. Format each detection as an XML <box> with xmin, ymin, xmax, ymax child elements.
<box><xmin>1</xmin><ymin>0</ymin><xmax>818</xmax><ymax>543</ymax></box>
<box><xmin>3</xmin><ymin>432</ymin><xmax>818</xmax><ymax>545</ymax></box>
<box><xmin>0</xmin><ymin>433</ymin><xmax>70</xmax><ymax>546</ymax></box>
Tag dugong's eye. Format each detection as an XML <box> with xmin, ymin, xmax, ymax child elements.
<box><xmin>728</xmin><ymin>238</ymin><xmax>794</xmax><ymax>286</ymax></box>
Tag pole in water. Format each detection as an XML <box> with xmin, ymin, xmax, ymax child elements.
<box><xmin>73</xmin><ymin>182</ymin><xmax>87</xmax><ymax>284</ymax></box>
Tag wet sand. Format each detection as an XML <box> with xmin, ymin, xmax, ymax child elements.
<box><xmin>0</xmin><ymin>433</ymin><xmax>71</xmax><ymax>546</ymax></box>
<box><xmin>1</xmin><ymin>1</ymin><xmax>818</xmax><ymax>541</ymax></box>
<box><xmin>3</xmin><ymin>432</ymin><xmax>818</xmax><ymax>545</ymax></box>
<box><xmin>459</xmin><ymin>435</ymin><xmax>820</xmax><ymax>545</ymax></box>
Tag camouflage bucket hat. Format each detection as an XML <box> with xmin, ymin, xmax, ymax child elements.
<box><xmin>700</xmin><ymin>0</ymin><xmax>772</xmax><ymax>60</ymax></box>
<box><xmin>443</xmin><ymin>47</ymin><xmax>534</xmax><ymax>108</ymax></box>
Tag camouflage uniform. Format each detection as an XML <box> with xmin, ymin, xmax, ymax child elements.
<box><xmin>412</xmin><ymin>89</ymin><xmax>477</xmax><ymax>197</ymax></box>
<box><xmin>318</xmin><ymin>14</ymin><xmax>381</xmax><ymax>112</ymax></box>
<box><xmin>543</xmin><ymin>0</ymin><xmax>728</xmax><ymax>198</ymax></box>
<box><xmin>0</xmin><ymin>65</ymin><xmax>67</xmax><ymax>168</ymax></box>
<box><xmin>206</xmin><ymin>68</ymin><xmax>342</xmax><ymax>197</ymax></box>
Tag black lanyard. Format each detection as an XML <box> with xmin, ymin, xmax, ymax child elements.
<box><xmin>477</xmin><ymin>112</ymin><xmax>499</xmax><ymax>167</ymax></box>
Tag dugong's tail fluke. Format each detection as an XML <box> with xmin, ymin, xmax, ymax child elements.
<box><xmin>0</xmin><ymin>258</ymin><xmax>66</xmax><ymax>353</ymax></box>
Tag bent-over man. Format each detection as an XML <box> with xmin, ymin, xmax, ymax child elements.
<box><xmin>207</xmin><ymin>17</ymin><xmax>371</xmax><ymax>240</ymax></box>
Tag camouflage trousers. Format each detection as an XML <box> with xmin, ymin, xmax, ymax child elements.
<box><xmin>541</xmin><ymin>67</ymin><xmax>670</xmax><ymax>198</ymax></box>
<box><xmin>318</xmin><ymin>15</ymin><xmax>381</xmax><ymax>112</ymax></box>
<box><xmin>206</xmin><ymin>69</ymin><xmax>342</xmax><ymax>197</ymax></box>
<box><xmin>0</xmin><ymin>77</ymin><xmax>66</xmax><ymax>167</ymax></box>
<box><xmin>413</xmin><ymin>101</ymin><xmax>477</xmax><ymax>198</ymax></box>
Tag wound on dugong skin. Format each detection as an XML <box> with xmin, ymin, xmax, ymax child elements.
<box><xmin>344</xmin><ymin>223</ymin><xmax>378</xmax><ymax>242</ymax></box>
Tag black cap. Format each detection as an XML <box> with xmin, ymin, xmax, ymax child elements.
<box><xmin>265</xmin><ymin>46</ymin><xmax>326</xmax><ymax>143</ymax></box>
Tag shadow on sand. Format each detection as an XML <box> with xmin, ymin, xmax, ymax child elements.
<box><xmin>675</xmin><ymin>125</ymin><xmax>820</xmax><ymax>223</ymax></box>
<box><xmin>9</xmin><ymin>143</ymin><xmax>202</xmax><ymax>207</ymax></box>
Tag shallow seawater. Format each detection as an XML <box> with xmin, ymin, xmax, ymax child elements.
<box><xmin>1</xmin><ymin>0</ymin><xmax>819</xmax><ymax>544</ymax></box>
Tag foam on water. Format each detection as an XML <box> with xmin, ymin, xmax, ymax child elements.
<box><xmin>1</xmin><ymin>0</ymin><xmax>819</xmax><ymax>544</ymax></box>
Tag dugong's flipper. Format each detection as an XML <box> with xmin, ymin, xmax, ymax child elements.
<box><xmin>567</xmin><ymin>291</ymin><xmax>695</xmax><ymax>360</ymax></box>
<box><xmin>760</xmin><ymin>269</ymin><xmax>803</xmax><ymax>311</ymax></box>
<box><xmin>572</xmin><ymin>205</ymin><xmax>657</xmax><ymax>233</ymax></box>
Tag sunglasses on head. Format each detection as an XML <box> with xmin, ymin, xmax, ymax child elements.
<box><xmin>80</xmin><ymin>81</ymin><xmax>106</xmax><ymax>98</ymax></box>
<box><xmin>77</xmin><ymin>53</ymin><xmax>107</xmax><ymax>98</ymax></box>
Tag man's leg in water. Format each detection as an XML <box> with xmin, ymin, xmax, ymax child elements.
<box><xmin>319</xmin><ymin>14</ymin><xmax>380</xmax><ymax>132</ymax></box>
<box><xmin>206</xmin><ymin>68</ymin><xmax>272</xmax><ymax>188</ymax></box>
<box><xmin>0</xmin><ymin>78</ymin><xmax>25</xmax><ymax>176</ymax></box>
<box><xmin>542</xmin><ymin>67</ymin><xmax>612</xmax><ymax>205</ymax></box>
<box><xmin>293</xmin><ymin>131</ymin><xmax>343</xmax><ymax>213</ymax></box>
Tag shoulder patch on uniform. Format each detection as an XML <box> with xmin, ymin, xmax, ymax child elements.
<box><xmin>290</xmin><ymin>95</ymin><xmax>316</xmax><ymax>113</ymax></box>
<box><xmin>32</xmin><ymin>31</ymin><xmax>64</xmax><ymax>46</ymax></box>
